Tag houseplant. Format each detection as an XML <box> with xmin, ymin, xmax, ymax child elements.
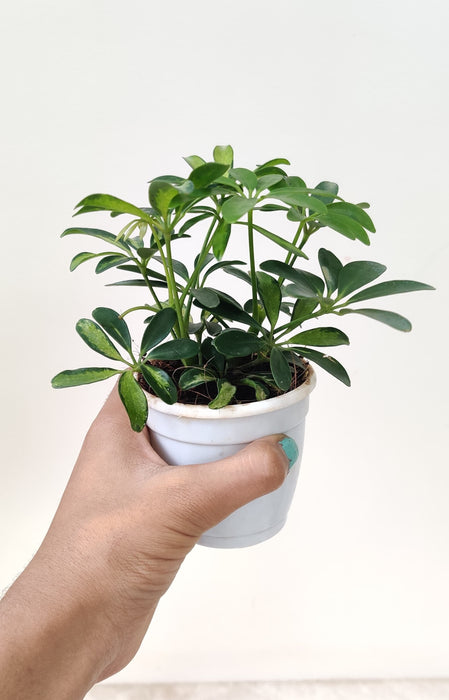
<box><xmin>52</xmin><ymin>145</ymin><xmax>433</xmax><ymax>547</ymax></box>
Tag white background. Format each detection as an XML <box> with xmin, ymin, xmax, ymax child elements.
<box><xmin>1</xmin><ymin>0</ymin><xmax>448</xmax><ymax>684</ymax></box>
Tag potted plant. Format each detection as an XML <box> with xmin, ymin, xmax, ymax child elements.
<box><xmin>52</xmin><ymin>145</ymin><xmax>433</xmax><ymax>548</ymax></box>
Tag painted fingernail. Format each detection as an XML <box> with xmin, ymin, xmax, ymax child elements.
<box><xmin>278</xmin><ymin>437</ymin><xmax>299</xmax><ymax>471</ymax></box>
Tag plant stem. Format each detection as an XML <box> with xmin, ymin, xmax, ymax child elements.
<box><xmin>179</xmin><ymin>216</ymin><xmax>219</xmax><ymax>308</ymax></box>
<box><xmin>163</xmin><ymin>224</ymin><xmax>185</xmax><ymax>337</ymax></box>
<box><xmin>140</xmin><ymin>266</ymin><xmax>163</xmax><ymax>309</ymax></box>
<box><xmin>180</xmin><ymin>216</ymin><xmax>221</xmax><ymax>331</ymax></box>
<box><xmin>285</xmin><ymin>220</ymin><xmax>306</xmax><ymax>267</ymax></box>
<box><xmin>276</xmin><ymin>220</ymin><xmax>311</xmax><ymax>289</ymax></box>
<box><xmin>273</xmin><ymin>301</ymin><xmax>345</xmax><ymax>341</ymax></box>
<box><xmin>120</xmin><ymin>305</ymin><xmax>153</xmax><ymax>318</ymax></box>
<box><xmin>247</xmin><ymin>209</ymin><xmax>258</xmax><ymax>320</ymax></box>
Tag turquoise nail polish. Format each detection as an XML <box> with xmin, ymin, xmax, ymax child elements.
<box><xmin>279</xmin><ymin>437</ymin><xmax>299</xmax><ymax>471</ymax></box>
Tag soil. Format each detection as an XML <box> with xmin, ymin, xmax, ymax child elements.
<box><xmin>138</xmin><ymin>357</ymin><xmax>310</xmax><ymax>406</ymax></box>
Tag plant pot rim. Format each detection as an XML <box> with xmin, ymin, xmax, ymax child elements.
<box><xmin>145</xmin><ymin>365</ymin><xmax>316</xmax><ymax>421</ymax></box>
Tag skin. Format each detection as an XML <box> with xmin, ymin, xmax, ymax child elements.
<box><xmin>0</xmin><ymin>386</ymin><xmax>291</xmax><ymax>699</ymax></box>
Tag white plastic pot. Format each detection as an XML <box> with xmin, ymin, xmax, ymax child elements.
<box><xmin>145</xmin><ymin>367</ymin><xmax>316</xmax><ymax>548</ymax></box>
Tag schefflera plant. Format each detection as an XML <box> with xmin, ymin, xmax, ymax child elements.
<box><xmin>52</xmin><ymin>145</ymin><xmax>434</xmax><ymax>430</ymax></box>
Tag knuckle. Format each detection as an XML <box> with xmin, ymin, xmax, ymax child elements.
<box><xmin>250</xmin><ymin>441</ymin><xmax>286</xmax><ymax>493</ymax></box>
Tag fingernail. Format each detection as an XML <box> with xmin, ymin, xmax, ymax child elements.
<box><xmin>278</xmin><ymin>437</ymin><xmax>299</xmax><ymax>471</ymax></box>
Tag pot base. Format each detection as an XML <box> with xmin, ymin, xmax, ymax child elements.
<box><xmin>198</xmin><ymin>519</ymin><xmax>286</xmax><ymax>549</ymax></box>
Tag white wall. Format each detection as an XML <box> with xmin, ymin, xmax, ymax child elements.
<box><xmin>1</xmin><ymin>0</ymin><xmax>448</xmax><ymax>683</ymax></box>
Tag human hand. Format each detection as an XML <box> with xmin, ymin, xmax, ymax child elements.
<box><xmin>0</xmin><ymin>386</ymin><xmax>293</xmax><ymax>699</ymax></box>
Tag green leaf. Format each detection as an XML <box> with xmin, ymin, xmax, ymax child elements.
<box><xmin>194</xmin><ymin>296</ymin><xmax>263</xmax><ymax>330</ymax></box>
<box><xmin>229</xmin><ymin>167</ymin><xmax>258</xmax><ymax>192</ymax></box>
<box><xmin>288</xmin><ymin>327</ymin><xmax>349</xmax><ymax>347</ymax></box>
<box><xmin>318</xmin><ymin>248</ymin><xmax>343</xmax><ymax>295</ymax></box>
<box><xmin>148</xmin><ymin>175</ymin><xmax>185</xmax><ymax>185</ymax></box>
<box><xmin>212</xmin><ymin>176</ymin><xmax>242</xmax><ymax>192</ymax></box>
<box><xmin>347</xmin><ymin>280</ymin><xmax>435</xmax><ymax>304</ymax></box>
<box><xmin>183</xmin><ymin>154</ymin><xmax>206</xmax><ymax>169</ymax></box>
<box><xmin>222</xmin><ymin>196</ymin><xmax>258</xmax><ymax>223</ymax></box>
<box><xmin>117</xmin><ymin>264</ymin><xmax>166</xmax><ymax>282</ymax></box>
<box><xmin>260</xmin><ymin>259</ymin><xmax>324</xmax><ymax>296</ymax></box>
<box><xmin>179</xmin><ymin>368</ymin><xmax>216</xmax><ymax>390</ymax></box>
<box><xmin>212</xmin><ymin>329</ymin><xmax>264</xmax><ymax>357</ymax></box>
<box><xmin>136</xmin><ymin>246</ymin><xmax>158</xmax><ymax>261</ymax></box>
<box><xmin>256</xmin><ymin>174</ymin><xmax>284</xmax><ymax>192</ymax></box>
<box><xmin>291</xmin><ymin>297</ymin><xmax>320</xmax><ymax>323</ymax></box>
<box><xmin>213</xmin><ymin>145</ymin><xmax>234</xmax><ymax>166</ymax></box>
<box><xmin>327</xmin><ymin>201</ymin><xmax>375</xmax><ymax>232</ymax></box>
<box><xmin>293</xmin><ymin>348</ymin><xmax>351</xmax><ymax>386</ymax></box>
<box><xmin>73</xmin><ymin>205</ymin><xmax>104</xmax><ymax>216</ymax></box>
<box><xmin>256</xmin><ymin>203</ymin><xmax>289</xmax><ymax>212</ymax></box>
<box><xmin>267</xmin><ymin>187</ymin><xmax>327</xmax><ymax>214</ymax></box>
<box><xmin>313</xmin><ymin>181</ymin><xmax>339</xmax><ymax>205</ymax></box>
<box><xmin>95</xmin><ymin>254</ymin><xmax>130</xmax><ymax>274</ymax></box>
<box><xmin>208</xmin><ymin>381</ymin><xmax>236</xmax><ymax>409</ymax></box>
<box><xmin>92</xmin><ymin>307</ymin><xmax>132</xmax><ymax>353</ymax></box>
<box><xmin>205</xmin><ymin>320</ymin><xmax>222</xmax><ymax>336</ymax></box>
<box><xmin>339</xmin><ymin>308</ymin><xmax>412</xmax><ymax>331</ymax></box>
<box><xmin>140</xmin><ymin>307</ymin><xmax>177</xmax><ymax>355</ymax></box>
<box><xmin>107</xmin><ymin>279</ymin><xmax>168</xmax><ymax>288</ymax></box>
<box><xmin>202</xmin><ymin>259</ymin><xmax>245</xmax><ymax>281</ymax></box>
<box><xmin>256</xmin><ymin>271</ymin><xmax>281</xmax><ymax>328</ymax></box>
<box><xmin>211</xmin><ymin>220</ymin><xmax>232</xmax><ymax>260</ymax></box>
<box><xmin>250</xmin><ymin>224</ymin><xmax>308</xmax><ymax>260</ymax></box>
<box><xmin>338</xmin><ymin>261</ymin><xmax>386</xmax><ymax>298</ymax></box>
<box><xmin>240</xmin><ymin>377</ymin><xmax>270</xmax><ymax>401</ymax></box>
<box><xmin>244</xmin><ymin>299</ymin><xmax>265</xmax><ymax>324</ymax></box>
<box><xmin>148</xmin><ymin>180</ymin><xmax>178</xmax><ymax>218</ymax></box>
<box><xmin>118</xmin><ymin>371</ymin><xmax>148</xmax><ymax>432</ymax></box>
<box><xmin>76</xmin><ymin>319</ymin><xmax>125</xmax><ymax>361</ymax></box>
<box><xmin>189</xmin><ymin>162</ymin><xmax>228</xmax><ymax>188</ymax></box>
<box><xmin>286</xmin><ymin>207</ymin><xmax>304</xmax><ymax>222</ymax></box>
<box><xmin>316</xmin><ymin>212</ymin><xmax>370</xmax><ymax>244</ymax></box>
<box><xmin>154</xmin><ymin>255</ymin><xmax>189</xmax><ymax>281</ymax></box>
<box><xmin>188</xmin><ymin>322</ymin><xmax>203</xmax><ymax>334</ymax></box>
<box><xmin>147</xmin><ymin>339</ymin><xmax>199</xmax><ymax>360</ymax></box>
<box><xmin>74</xmin><ymin>194</ymin><xmax>153</xmax><ymax>223</ymax></box>
<box><xmin>201</xmin><ymin>336</ymin><xmax>224</xmax><ymax>372</ymax></box>
<box><xmin>194</xmin><ymin>251</ymin><xmax>214</xmax><ymax>270</ymax></box>
<box><xmin>69</xmin><ymin>252</ymin><xmax>101</xmax><ymax>271</ymax></box>
<box><xmin>51</xmin><ymin>367</ymin><xmax>120</xmax><ymax>388</ymax></box>
<box><xmin>270</xmin><ymin>346</ymin><xmax>292</xmax><ymax>391</ymax></box>
<box><xmin>61</xmin><ymin>227</ymin><xmax>131</xmax><ymax>253</ymax></box>
<box><xmin>223</xmin><ymin>265</ymin><xmax>252</xmax><ymax>284</ymax></box>
<box><xmin>208</xmin><ymin>289</ymin><xmax>243</xmax><ymax>308</ymax></box>
<box><xmin>254</xmin><ymin>166</ymin><xmax>289</xmax><ymax>178</ymax></box>
<box><xmin>140</xmin><ymin>363</ymin><xmax>177</xmax><ymax>404</ymax></box>
<box><xmin>283</xmin><ymin>176</ymin><xmax>307</xmax><ymax>189</ymax></box>
<box><xmin>191</xmin><ymin>288</ymin><xmax>220</xmax><ymax>307</ymax></box>
<box><xmin>255</xmin><ymin>157</ymin><xmax>290</xmax><ymax>172</ymax></box>
<box><xmin>179</xmin><ymin>212</ymin><xmax>213</xmax><ymax>234</ymax></box>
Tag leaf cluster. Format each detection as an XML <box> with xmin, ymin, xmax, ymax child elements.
<box><xmin>52</xmin><ymin>146</ymin><xmax>434</xmax><ymax>430</ymax></box>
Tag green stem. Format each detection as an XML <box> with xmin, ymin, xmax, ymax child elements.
<box><xmin>273</xmin><ymin>300</ymin><xmax>344</xmax><ymax>341</ymax></box>
<box><xmin>284</xmin><ymin>220</ymin><xmax>306</xmax><ymax>267</ymax></box>
<box><xmin>120</xmin><ymin>305</ymin><xmax>153</xmax><ymax>318</ymax></box>
<box><xmin>180</xmin><ymin>215</ymin><xmax>221</xmax><ymax>332</ymax></box>
<box><xmin>179</xmin><ymin>216</ymin><xmax>219</xmax><ymax>308</ymax></box>
<box><xmin>247</xmin><ymin>209</ymin><xmax>258</xmax><ymax>320</ymax></box>
<box><xmin>122</xmin><ymin>243</ymin><xmax>163</xmax><ymax>311</ymax></box>
<box><xmin>140</xmin><ymin>266</ymin><xmax>163</xmax><ymax>309</ymax></box>
<box><xmin>163</xmin><ymin>225</ymin><xmax>185</xmax><ymax>337</ymax></box>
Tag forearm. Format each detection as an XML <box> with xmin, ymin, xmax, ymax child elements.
<box><xmin>0</xmin><ymin>557</ymin><xmax>117</xmax><ymax>700</ymax></box>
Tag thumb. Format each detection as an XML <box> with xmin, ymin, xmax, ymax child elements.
<box><xmin>170</xmin><ymin>434</ymin><xmax>298</xmax><ymax>535</ymax></box>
